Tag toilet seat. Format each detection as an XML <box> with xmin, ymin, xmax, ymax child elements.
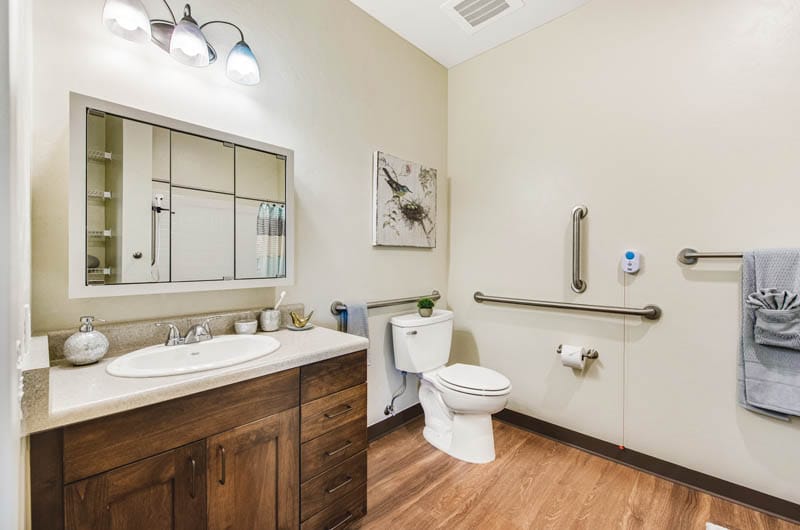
<box><xmin>436</xmin><ymin>364</ymin><xmax>511</xmax><ymax>397</ymax></box>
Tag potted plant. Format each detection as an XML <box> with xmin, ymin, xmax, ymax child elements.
<box><xmin>417</xmin><ymin>297</ymin><xmax>435</xmax><ymax>317</ymax></box>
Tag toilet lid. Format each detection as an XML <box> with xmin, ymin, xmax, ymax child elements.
<box><xmin>437</xmin><ymin>364</ymin><xmax>511</xmax><ymax>393</ymax></box>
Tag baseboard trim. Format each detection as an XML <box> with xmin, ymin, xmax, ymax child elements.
<box><xmin>493</xmin><ymin>409</ymin><xmax>800</xmax><ymax>524</ymax></box>
<box><xmin>368</xmin><ymin>404</ymin><xmax>423</xmax><ymax>442</ymax></box>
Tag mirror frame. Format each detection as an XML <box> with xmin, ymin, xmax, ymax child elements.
<box><xmin>69</xmin><ymin>92</ymin><xmax>295</xmax><ymax>298</ymax></box>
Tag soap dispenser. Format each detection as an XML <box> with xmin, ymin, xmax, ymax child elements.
<box><xmin>64</xmin><ymin>316</ymin><xmax>109</xmax><ymax>366</ymax></box>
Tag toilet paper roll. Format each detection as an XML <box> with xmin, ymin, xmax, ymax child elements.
<box><xmin>559</xmin><ymin>344</ymin><xmax>586</xmax><ymax>370</ymax></box>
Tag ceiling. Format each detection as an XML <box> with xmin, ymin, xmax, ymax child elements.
<box><xmin>349</xmin><ymin>0</ymin><xmax>590</xmax><ymax>68</ymax></box>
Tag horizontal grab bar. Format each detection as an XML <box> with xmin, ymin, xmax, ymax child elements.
<box><xmin>473</xmin><ymin>291</ymin><xmax>662</xmax><ymax>320</ymax></box>
<box><xmin>678</xmin><ymin>248</ymin><xmax>743</xmax><ymax>265</ymax></box>
<box><xmin>330</xmin><ymin>290</ymin><xmax>441</xmax><ymax>316</ymax></box>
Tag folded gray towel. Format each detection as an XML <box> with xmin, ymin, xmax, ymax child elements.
<box><xmin>739</xmin><ymin>250</ymin><xmax>800</xmax><ymax>419</ymax></box>
<box><xmin>746</xmin><ymin>288</ymin><xmax>800</xmax><ymax>350</ymax></box>
<box><xmin>746</xmin><ymin>288</ymin><xmax>800</xmax><ymax>311</ymax></box>
<box><xmin>343</xmin><ymin>301</ymin><xmax>369</xmax><ymax>340</ymax></box>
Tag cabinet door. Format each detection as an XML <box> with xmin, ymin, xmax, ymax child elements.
<box><xmin>207</xmin><ymin>408</ymin><xmax>299</xmax><ymax>530</ymax></box>
<box><xmin>64</xmin><ymin>442</ymin><xmax>206</xmax><ymax>530</ymax></box>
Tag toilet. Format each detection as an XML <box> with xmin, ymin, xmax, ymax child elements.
<box><xmin>390</xmin><ymin>309</ymin><xmax>511</xmax><ymax>464</ymax></box>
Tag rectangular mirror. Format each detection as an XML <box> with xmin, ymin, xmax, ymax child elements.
<box><xmin>70</xmin><ymin>93</ymin><xmax>294</xmax><ymax>298</ymax></box>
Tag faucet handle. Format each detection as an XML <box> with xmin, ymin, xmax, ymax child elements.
<box><xmin>196</xmin><ymin>315</ymin><xmax>221</xmax><ymax>333</ymax></box>
<box><xmin>155</xmin><ymin>322</ymin><xmax>182</xmax><ymax>346</ymax></box>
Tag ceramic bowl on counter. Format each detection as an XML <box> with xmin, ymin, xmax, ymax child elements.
<box><xmin>234</xmin><ymin>320</ymin><xmax>258</xmax><ymax>335</ymax></box>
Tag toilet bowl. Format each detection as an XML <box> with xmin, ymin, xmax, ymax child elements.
<box><xmin>390</xmin><ymin>310</ymin><xmax>511</xmax><ymax>463</ymax></box>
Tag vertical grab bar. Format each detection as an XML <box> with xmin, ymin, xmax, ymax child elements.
<box><xmin>571</xmin><ymin>205</ymin><xmax>588</xmax><ymax>293</ymax></box>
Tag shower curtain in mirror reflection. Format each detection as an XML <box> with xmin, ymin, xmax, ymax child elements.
<box><xmin>257</xmin><ymin>202</ymin><xmax>286</xmax><ymax>277</ymax></box>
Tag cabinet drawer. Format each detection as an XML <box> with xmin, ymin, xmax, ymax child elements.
<box><xmin>300</xmin><ymin>482</ymin><xmax>366</xmax><ymax>530</ymax></box>
<box><xmin>300</xmin><ymin>351</ymin><xmax>366</xmax><ymax>403</ymax></box>
<box><xmin>302</xmin><ymin>383</ymin><xmax>366</xmax><ymax>443</ymax></box>
<box><xmin>301</xmin><ymin>418</ymin><xmax>367</xmax><ymax>482</ymax></box>
<box><xmin>301</xmin><ymin>450</ymin><xmax>366</xmax><ymax>521</ymax></box>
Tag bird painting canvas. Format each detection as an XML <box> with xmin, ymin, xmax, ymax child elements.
<box><xmin>373</xmin><ymin>151</ymin><xmax>437</xmax><ymax>248</ymax></box>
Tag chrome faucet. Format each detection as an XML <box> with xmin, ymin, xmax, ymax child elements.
<box><xmin>155</xmin><ymin>317</ymin><xmax>217</xmax><ymax>346</ymax></box>
<box><xmin>184</xmin><ymin>318</ymin><xmax>215</xmax><ymax>345</ymax></box>
<box><xmin>155</xmin><ymin>322</ymin><xmax>183</xmax><ymax>346</ymax></box>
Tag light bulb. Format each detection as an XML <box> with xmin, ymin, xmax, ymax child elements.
<box><xmin>226</xmin><ymin>41</ymin><xmax>260</xmax><ymax>85</ymax></box>
<box><xmin>169</xmin><ymin>5</ymin><xmax>209</xmax><ymax>67</ymax></box>
<box><xmin>102</xmin><ymin>0</ymin><xmax>151</xmax><ymax>43</ymax></box>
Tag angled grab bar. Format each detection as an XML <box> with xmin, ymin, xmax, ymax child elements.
<box><xmin>473</xmin><ymin>291</ymin><xmax>662</xmax><ymax>320</ymax></box>
<box><xmin>571</xmin><ymin>205</ymin><xmax>588</xmax><ymax>293</ymax></box>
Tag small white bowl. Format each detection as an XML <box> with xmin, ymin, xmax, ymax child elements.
<box><xmin>234</xmin><ymin>320</ymin><xmax>258</xmax><ymax>335</ymax></box>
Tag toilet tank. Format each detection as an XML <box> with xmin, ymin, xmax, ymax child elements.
<box><xmin>390</xmin><ymin>309</ymin><xmax>453</xmax><ymax>373</ymax></box>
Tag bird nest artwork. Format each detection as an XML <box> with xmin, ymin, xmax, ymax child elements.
<box><xmin>372</xmin><ymin>151</ymin><xmax>437</xmax><ymax>248</ymax></box>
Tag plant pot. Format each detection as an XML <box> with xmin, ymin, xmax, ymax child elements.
<box><xmin>418</xmin><ymin>307</ymin><xmax>433</xmax><ymax>317</ymax></box>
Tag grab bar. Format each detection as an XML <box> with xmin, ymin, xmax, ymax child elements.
<box><xmin>331</xmin><ymin>290</ymin><xmax>442</xmax><ymax>331</ymax></box>
<box><xmin>330</xmin><ymin>290</ymin><xmax>441</xmax><ymax>315</ymax></box>
<box><xmin>571</xmin><ymin>205</ymin><xmax>588</xmax><ymax>293</ymax></box>
<box><xmin>678</xmin><ymin>248</ymin><xmax>743</xmax><ymax>265</ymax></box>
<box><xmin>474</xmin><ymin>291</ymin><xmax>662</xmax><ymax>320</ymax></box>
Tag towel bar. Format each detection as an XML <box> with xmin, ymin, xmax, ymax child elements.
<box><xmin>678</xmin><ymin>248</ymin><xmax>743</xmax><ymax>265</ymax></box>
<box><xmin>474</xmin><ymin>291</ymin><xmax>662</xmax><ymax>320</ymax></box>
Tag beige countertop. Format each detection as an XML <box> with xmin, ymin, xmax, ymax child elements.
<box><xmin>21</xmin><ymin>327</ymin><xmax>368</xmax><ymax>436</ymax></box>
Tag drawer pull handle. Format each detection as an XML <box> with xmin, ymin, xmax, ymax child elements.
<box><xmin>218</xmin><ymin>445</ymin><xmax>226</xmax><ymax>485</ymax></box>
<box><xmin>189</xmin><ymin>457</ymin><xmax>197</xmax><ymax>498</ymax></box>
<box><xmin>326</xmin><ymin>511</ymin><xmax>353</xmax><ymax>530</ymax></box>
<box><xmin>325</xmin><ymin>440</ymin><xmax>353</xmax><ymax>457</ymax></box>
<box><xmin>324</xmin><ymin>404</ymin><xmax>353</xmax><ymax>419</ymax></box>
<box><xmin>326</xmin><ymin>476</ymin><xmax>353</xmax><ymax>494</ymax></box>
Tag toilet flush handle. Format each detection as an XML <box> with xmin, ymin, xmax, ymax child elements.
<box><xmin>406</xmin><ymin>330</ymin><xmax>417</xmax><ymax>335</ymax></box>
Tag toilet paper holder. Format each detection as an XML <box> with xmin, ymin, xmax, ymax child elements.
<box><xmin>556</xmin><ymin>344</ymin><xmax>599</xmax><ymax>360</ymax></box>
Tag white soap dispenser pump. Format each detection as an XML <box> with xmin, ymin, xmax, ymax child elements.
<box><xmin>63</xmin><ymin>316</ymin><xmax>110</xmax><ymax>366</ymax></box>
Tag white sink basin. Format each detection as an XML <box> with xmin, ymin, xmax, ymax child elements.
<box><xmin>106</xmin><ymin>335</ymin><xmax>281</xmax><ymax>378</ymax></box>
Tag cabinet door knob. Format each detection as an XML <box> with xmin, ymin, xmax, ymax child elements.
<box><xmin>218</xmin><ymin>445</ymin><xmax>226</xmax><ymax>485</ymax></box>
<box><xmin>132</xmin><ymin>252</ymin><xmax>143</xmax><ymax>259</ymax></box>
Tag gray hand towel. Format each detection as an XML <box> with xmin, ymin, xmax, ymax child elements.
<box><xmin>746</xmin><ymin>288</ymin><xmax>800</xmax><ymax>311</ymax></box>
<box><xmin>746</xmin><ymin>288</ymin><xmax>800</xmax><ymax>351</ymax></box>
<box><xmin>343</xmin><ymin>301</ymin><xmax>369</xmax><ymax>340</ymax></box>
<box><xmin>739</xmin><ymin>250</ymin><xmax>800</xmax><ymax>419</ymax></box>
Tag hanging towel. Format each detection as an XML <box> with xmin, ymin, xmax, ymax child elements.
<box><xmin>739</xmin><ymin>250</ymin><xmax>800</xmax><ymax>419</ymax></box>
<box><xmin>343</xmin><ymin>301</ymin><xmax>369</xmax><ymax>339</ymax></box>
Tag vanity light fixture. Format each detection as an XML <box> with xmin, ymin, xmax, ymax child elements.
<box><xmin>101</xmin><ymin>0</ymin><xmax>261</xmax><ymax>85</ymax></box>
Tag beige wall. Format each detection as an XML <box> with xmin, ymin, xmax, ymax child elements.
<box><xmin>8</xmin><ymin>0</ymin><xmax>33</xmax><ymax>526</ymax></box>
<box><xmin>31</xmin><ymin>0</ymin><xmax>448</xmax><ymax>424</ymax></box>
<box><xmin>449</xmin><ymin>0</ymin><xmax>800</xmax><ymax>504</ymax></box>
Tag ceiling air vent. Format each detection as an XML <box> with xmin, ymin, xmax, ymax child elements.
<box><xmin>441</xmin><ymin>0</ymin><xmax>524</xmax><ymax>34</ymax></box>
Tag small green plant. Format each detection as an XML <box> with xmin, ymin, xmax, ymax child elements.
<box><xmin>417</xmin><ymin>297</ymin><xmax>435</xmax><ymax>310</ymax></box>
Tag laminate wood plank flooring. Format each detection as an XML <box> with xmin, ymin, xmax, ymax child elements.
<box><xmin>353</xmin><ymin>418</ymin><xmax>798</xmax><ymax>530</ymax></box>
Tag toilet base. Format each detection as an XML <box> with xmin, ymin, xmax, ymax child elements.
<box><xmin>418</xmin><ymin>378</ymin><xmax>497</xmax><ymax>464</ymax></box>
<box><xmin>423</xmin><ymin>413</ymin><xmax>496</xmax><ymax>464</ymax></box>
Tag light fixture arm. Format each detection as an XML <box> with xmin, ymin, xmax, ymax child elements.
<box><xmin>199</xmin><ymin>20</ymin><xmax>245</xmax><ymax>42</ymax></box>
<box><xmin>151</xmin><ymin>0</ymin><xmax>176</xmax><ymax>24</ymax></box>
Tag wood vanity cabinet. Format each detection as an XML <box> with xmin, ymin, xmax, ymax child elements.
<box><xmin>30</xmin><ymin>350</ymin><xmax>367</xmax><ymax>530</ymax></box>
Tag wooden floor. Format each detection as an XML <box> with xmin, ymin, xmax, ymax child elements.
<box><xmin>353</xmin><ymin>418</ymin><xmax>798</xmax><ymax>530</ymax></box>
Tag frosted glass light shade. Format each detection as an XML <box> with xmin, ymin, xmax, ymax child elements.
<box><xmin>170</xmin><ymin>12</ymin><xmax>209</xmax><ymax>67</ymax></box>
<box><xmin>102</xmin><ymin>0</ymin><xmax>151</xmax><ymax>43</ymax></box>
<box><xmin>226</xmin><ymin>41</ymin><xmax>260</xmax><ymax>85</ymax></box>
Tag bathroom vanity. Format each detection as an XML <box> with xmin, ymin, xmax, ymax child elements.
<box><xmin>26</xmin><ymin>328</ymin><xmax>368</xmax><ymax>530</ymax></box>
